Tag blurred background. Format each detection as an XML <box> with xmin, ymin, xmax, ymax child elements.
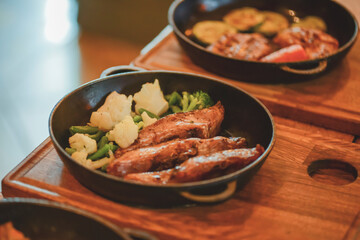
<box><xmin>0</xmin><ymin>0</ymin><xmax>172</xmax><ymax>189</ymax></box>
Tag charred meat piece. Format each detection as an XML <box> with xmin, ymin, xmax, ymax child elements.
<box><xmin>207</xmin><ymin>33</ymin><xmax>273</xmax><ymax>60</ymax></box>
<box><xmin>115</xmin><ymin>102</ymin><xmax>225</xmax><ymax>157</ymax></box>
<box><xmin>124</xmin><ymin>145</ymin><xmax>264</xmax><ymax>184</ymax></box>
<box><xmin>107</xmin><ymin>136</ymin><xmax>247</xmax><ymax>177</ymax></box>
<box><xmin>273</xmin><ymin>27</ymin><xmax>339</xmax><ymax>59</ymax></box>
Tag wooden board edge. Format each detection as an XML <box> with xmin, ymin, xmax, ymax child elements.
<box><xmin>1</xmin><ymin>138</ymin><xmax>53</xmax><ymax>193</ymax></box>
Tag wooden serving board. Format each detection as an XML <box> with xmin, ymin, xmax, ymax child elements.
<box><xmin>133</xmin><ymin>28</ymin><xmax>360</xmax><ymax>136</ymax></box>
<box><xmin>2</xmin><ymin>122</ymin><xmax>360</xmax><ymax>240</ymax></box>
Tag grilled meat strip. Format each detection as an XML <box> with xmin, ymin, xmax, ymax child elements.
<box><xmin>115</xmin><ymin>102</ymin><xmax>225</xmax><ymax>157</ymax></box>
<box><xmin>124</xmin><ymin>145</ymin><xmax>264</xmax><ymax>184</ymax></box>
<box><xmin>107</xmin><ymin>136</ymin><xmax>247</xmax><ymax>177</ymax></box>
<box><xmin>273</xmin><ymin>27</ymin><xmax>339</xmax><ymax>59</ymax></box>
<box><xmin>207</xmin><ymin>33</ymin><xmax>273</xmax><ymax>60</ymax></box>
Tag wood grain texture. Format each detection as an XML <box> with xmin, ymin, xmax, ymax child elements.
<box><xmin>132</xmin><ymin>1</ymin><xmax>360</xmax><ymax>136</ymax></box>
<box><xmin>2</xmin><ymin>123</ymin><xmax>360</xmax><ymax>240</ymax></box>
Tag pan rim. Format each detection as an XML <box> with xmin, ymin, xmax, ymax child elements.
<box><xmin>0</xmin><ymin>197</ymin><xmax>132</xmax><ymax>239</ymax></box>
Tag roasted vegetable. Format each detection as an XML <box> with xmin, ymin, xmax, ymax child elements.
<box><xmin>65</xmin><ymin>147</ymin><xmax>76</xmax><ymax>155</ymax></box>
<box><xmin>97</xmin><ymin>135</ymin><xmax>108</xmax><ymax>149</ymax></box>
<box><xmin>192</xmin><ymin>20</ymin><xmax>237</xmax><ymax>45</ymax></box>
<box><xmin>69</xmin><ymin>125</ymin><xmax>99</xmax><ymax>135</ymax></box>
<box><xmin>89</xmin><ymin>91</ymin><xmax>133</xmax><ymax>131</ymax></box>
<box><xmin>69</xmin><ymin>133</ymin><xmax>97</xmax><ymax>154</ymax></box>
<box><xmin>133</xmin><ymin>79</ymin><xmax>169</xmax><ymax>116</ymax></box>
<box><xmin>138</xmin><ymin>108</ymin><xmax>159</xmax><ymax>119</ymax></box>
<box><xmin>255</xmin><ymin>11</ymin><xmax>289</xmax><ymax>36</ymax></box>
<box><xmin>292</xmin><ymin>16</ymin><xmax>327</xmax><ymax>31</ymax></box>
<box><xmin>166</xmin><ymin>90</ymin><xmax>214</xmax><ymax>113</ymax></box>
<box><xmin>223</xmin><ymin>7</ymin><xmax>265</xmax><ymax>31</ymax></box>
<box><xmin>88</xmin><ymin>143</ymin><xmax>118</xmax><ymax>161</ymax></box>
<box><xmin>107</xmin><ymin>115</ymin><xmax>139</xmax><ymax>148</ymax></box>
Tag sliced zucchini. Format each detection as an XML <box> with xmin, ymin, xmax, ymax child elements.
<box><xmin>192</xmin><ymin>20</ymin><xmax>237</xmax><ymax>45</ymax></box>
<box><xmin>255</xmin><ymin>11</ymin><xmax>289</xmax><ymax>36</ymax></box>
<box><xmin>223</xmin><ymin>7</ymin><xmax>265</xmax><ymax>31</ymax></box>
<box><xmin>292</xmin><ymin>16</ymin><xmax>327</xmax><ymax>31</ymax></box>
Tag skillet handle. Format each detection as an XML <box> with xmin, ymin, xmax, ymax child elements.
<box><xmin>122</xmin><ymin>228</ymin><xmax>158</xmax><ymax>240</ymax></box>
<box><xmin>280</xmin><ymin>60</ymin><xmax>327</xmax><ymax>75</ymax></box>
<box><xmin>100</xmin><ymin>65</ymin><xmax>145</xmax><ymax>78</ymax></box>
<box><xmin>180</xmin><ymin>181</ymin><xmax>237</xmax><ymax>203</ymax></box>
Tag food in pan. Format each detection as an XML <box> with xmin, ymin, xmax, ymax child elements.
<box><xmin>255</xmin><ymin>11</ymin><xmax>289</xmax><ymax>36</ymax></box>
<box><xmin>207</xmin><ymin>33</ymin><xmax>273</xmax><ymax>60</ymax></box>
<box><xmin>223</xmin><ymin>7</ymin><xmax>265</xmax><ymax>31</ymax></box>
<box><xmin>0</xmin><ymin>222</ymin><xmax>30</xmax><ymax>240</ymax></box>
<box><xmin>192</xmin><ymin>20</ymin><xmax>237</xmax><ymax>44</ymax></box>
<box><xmin>273</xmin><ymin>27</ymin><xmax>339</xmax><ymax>59</ymax></box>
<box><xmin>108</xmin><ymin>136</ymin><xmax>247</xmax><ymax>177</ymax></box>
<box><xmin>292</xmin><ymin>16</ymin><xmax>327</xmax><ymax>31</ymax></box>
<box><xmin>124</xmin><ymin>145</ymin><xmax>265</xmax><ymax>184</ymax></box>
<box><xmin>189</xmin><ymin>7</ymin><xmax>338</xmax><ymax>62</ymax></box>
<box><xmin>65</xmin><ymin>80</ymin><xmax>264</xmax><ymax>184</ymax></box>
<box><xmin>114</xmin><ymin>102</ymin><xmax>225</xmax><ymax>156</ymax></box>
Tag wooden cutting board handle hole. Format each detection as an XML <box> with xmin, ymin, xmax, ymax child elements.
<box><xmin>307</xmin><ymin>159</ymin><xmax>358</xmax><ymax>185</ymax></box>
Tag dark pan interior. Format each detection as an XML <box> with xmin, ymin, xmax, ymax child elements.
<box><xmin>174</xmin><ymin>0</ymin><xmax>356</xmax><ymax>50</ymax></box>
<box><xmin>0</xmin><ymin>200</ymin><xmax>126</xmax><ymax>240</ymax></box>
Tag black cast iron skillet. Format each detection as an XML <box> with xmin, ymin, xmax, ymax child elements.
<box><xmin>49</xmin><ymin>66</ymin><xmax>275</xmax><ymax>208</ymax></box>
<box><xmin>168</xmin><ymin>0</ymin><xmax>358</xmax><ymax>82</ymax></box>
<box><xmin>0</xmin><ymin>198</ymin><xmax>156</xmax><ymax>240</ymax></box>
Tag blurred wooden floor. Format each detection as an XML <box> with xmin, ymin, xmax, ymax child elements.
<box><xmin>0</xmin><ymin>0</ymin><xmax>143</xmax><ymax>188</ymax></box>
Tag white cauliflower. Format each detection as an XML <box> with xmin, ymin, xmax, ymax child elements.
<box><xmin>71</xmin><ymin>151</ymin><xmax>93</xmax><ymax>168</ymax></box>
<box><xmin>133</xmin><ymin>79</ymin><xmax>168</xmax><ymax>116</ymax></box>
<box><xmin>89</xmin><ymin>91</ymin><xmax>133</xmax><ymax>131</ymax></box>
<box><xmin>107</xmin><ymin>115</ymin><xmax>138</xmax><ymax>148</ymax></box>
<box><xmin>69</xmin><ymin>133</ymin><xmax>97</xmax><ymax>154</ymax></box>
<box><xmin>71</xmin><ymin>149</ymin><xmax>114</xmax><ymax>170</ymax></box>
<box><xmin>141</xmin><ymin>111</ymin><xmax>157</xmax><ymax>128</ymax></box>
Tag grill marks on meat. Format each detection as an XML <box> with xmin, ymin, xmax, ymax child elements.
<box><xmin>115</xmin><ymin>102</ymin><xmax>224</xmax><ymax>157</ymax></box>
<box><xmin>124</xmin><ymin>145</ymin><xmax>265</xmax><ymax>184</ymax></box>
<box><xmin>207</xmin><ymin>33</ymin><xmax>273</xmax><ymax>60</ymax></box>
<box><xmin>273</xmin><ymin>27</ymin><xmax>339</xmax><ymax>59</ymax></box>
<box><xmin>107</xmin><ymin>136</ymin><xmax>247</xmax><ymax>177</ymax></box>
<box><xmin>108</xmin><ymin>101</ymin><xmax>264</xmax><ymax>184</ymax></box>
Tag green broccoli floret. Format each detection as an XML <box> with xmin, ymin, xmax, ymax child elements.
<box><xmin>166</xmin><ymin>90</ymin><xmax>214</xmax><ymax>113</ymax></box>
<box><xmin>191</xmin><ymin>91</ymin><xmax>214</xmax><ymax>110</ymax></box>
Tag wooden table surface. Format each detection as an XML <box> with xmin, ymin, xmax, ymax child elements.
<box><xmin>2</xmin><ymin>0</ymin><xmax>360</xmax><ymax>239</ymax></box>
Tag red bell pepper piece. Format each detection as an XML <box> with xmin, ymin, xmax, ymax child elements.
<box><xmin>260</xmin><ymin>44</ymin><xmax>309</xmax><ymax>63</ymax></box>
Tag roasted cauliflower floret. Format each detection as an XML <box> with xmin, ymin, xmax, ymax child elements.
<box><xmin>141</xmin><ymin>111</ymin><xmax>157</xmax><ymax>128</ymax></box>
<box><xmin>133</xmin><ymin>79</ymin><xmax>168</xmax><ymax>116</ymax></box>
<box><xmin>107</xmin><ymin>115</ymin><xmax>138</xmax><ymax>148</ymax></box>
<box><xmin>89</xmin><ymin>91</ymin><xmax>133</xmax><ymax>131</ymax></box>
<box><xmin>69</xmin><ymin>133</ymin><xmax>97</xmax><ymax>154</ymax></box>
<box><xmin>71</xmin><ymin>151</ymin><xmax>93</xmax><ymax>168</ymax></box>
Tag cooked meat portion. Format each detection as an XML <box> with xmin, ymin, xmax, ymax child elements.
<box><xmin>273</xmin><ymin>27</ymin><xmax>339</xmax><ymax>59</ymax></box>
<box><xmin>124</xmin><ymin>145</ymin><xmax>264</xmax><ymax>184</ymax></box>
<box><xmin>107</xmin><ymin>136</ymin><xmax>247</xmax><ymax>177</ymax></box>
<box><xmin>0</xmin><ymin>222</ymin><xmax>29</xmax><ymax>240</ymax></box>
<box><xmin>207</xmin><ymin>33</ymin><xmax>273</xmax><ymax>60</ymax></box>
<box><xmin>115</xmin><ymin>102</ymin><xmax>225</xmax><ymax>157</ymax></box>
